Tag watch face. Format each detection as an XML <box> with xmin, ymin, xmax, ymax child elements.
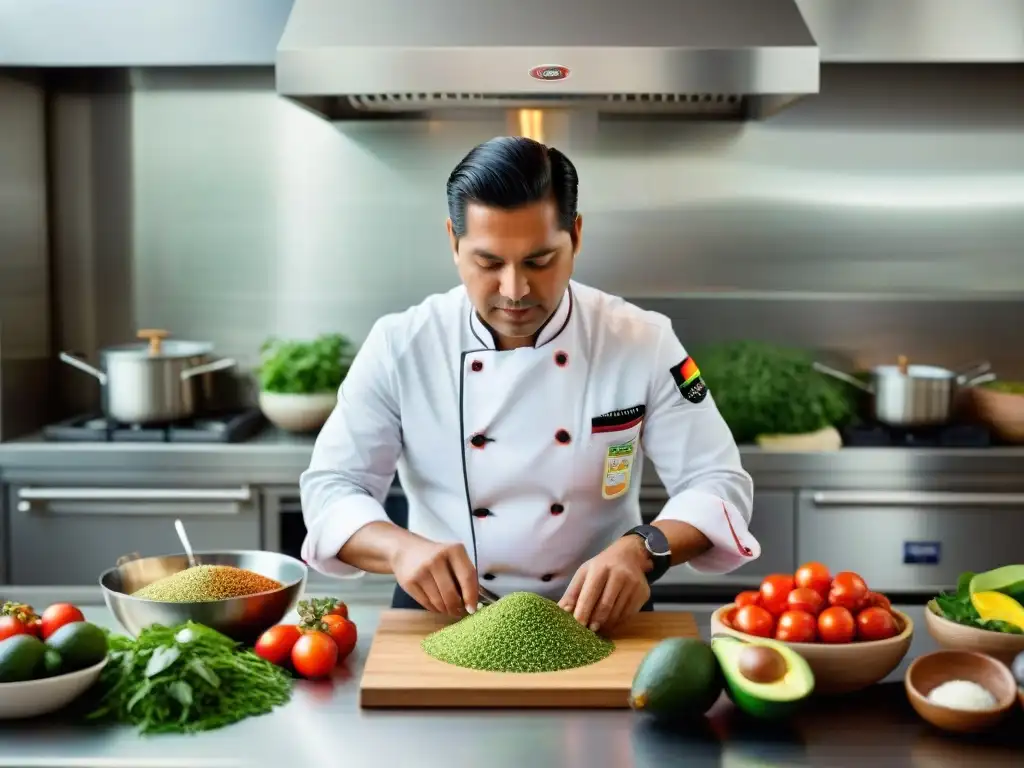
<box><xmin>640</xmin><ymin>526</ymin><xmax>671</xmax><ymax>558</ymax></box>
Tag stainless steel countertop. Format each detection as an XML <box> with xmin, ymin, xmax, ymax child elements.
<box><xmin>1</xmin><ymin>591</ymin><xmax>1017</xmax><ymax>768</ymax></box>
<box><xmin>3</xmin><ymin>426</ymin><xmax>1024</xmax><ymax>489</ymax></box>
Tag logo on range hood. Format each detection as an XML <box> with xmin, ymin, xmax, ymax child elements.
<box><xmin>529</xmin><ymin>65</ymin><xmax>571</xmax><ymax>82</ymax></box>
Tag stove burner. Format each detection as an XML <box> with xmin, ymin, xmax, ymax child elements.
<box><xmin>42</xmin><ymin>409</ymin><xmax>265</xmax><ymax>443</ymax></box>
<box><xmin>841</xmin><ymin>422</ymin><xmax>993</xmax><ymax>448</ymax></box>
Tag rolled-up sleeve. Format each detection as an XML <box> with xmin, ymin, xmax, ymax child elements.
<box><xmin>299</xmin><ymin>318</ymin><xmax>402</xmax><ymax>578</ymax></box>
<box><xmin>641</xmin><ymin>324</ymin><xmax>759</xmax><ymax>574</ymax></box>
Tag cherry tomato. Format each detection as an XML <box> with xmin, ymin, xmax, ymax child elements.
<box><xmin>254</xmin><ymin>624</ymin><xmax>302</xmax><ymax>667</ymax></box>
<box><xmin>775</xmin><ymin>610</ymin><xmax>817</xmax><ymax>643</ymax></box>
<box><xmin>39</xmin><ymin>603</ymin><xmax>86</xmax><ymax>640</ymax></box>
<box><xmin>856</xmin><ymin>607</ymin><xmax>898</xmax><ymax>642</ymax></box>
<box><xmin>759</xmin><ymin>574</ymin><xmax>795</xmax><ymax>616</ymax></box>
<box><xmin>291</xmin><ymin>630</ymin><xmax>338</xmax><ymax>679</ymax></box>
<box><xmin>828</xmin><ymin>572</ymin><xmax>869</xmax><ymax>612</ymax></box>
<box><xmin>721</xmin><ymin>608</ymin><xmax>736</xmax><ymax>629</ymax></box>
<box><xmin>734</xmin><ymin>605</ymin><xmax>775</xmax><ymax>638</ymax></box>
<box><xmin>735</xmin><ymin>591</ymin><xmax>761</xmax><ymax>609</ymax></box>
<box><xmin>864</xmin><ymin>591</ymin><xmax>892</xmax><ymax>613</ymax></box>
<box><xmin>326</xmin><ymin>601</ymin><xmax>349</xmax><ymax>620</ymax></box>
<box><xmin>0</xmin><ymin>615</ymin><xmax>33</xmax><ymax>641</ymax></box>
<box><xmin>794</xmin><ymin>562</ymin><xmax>832</xmax><ymax>597</ymax></box>
<box><xmin>818</xmin><ymin>606</ymin><xmax>856</xmax><ymax>644</ymax></box>
<box><xmin>787</xmin><ymin>587</ymin><xmax>825</xmax><ymax>615</ymax></box>
<box><xmin>322</xmin><ymin>615</ymin><xmax>358</xmax><ymax>661</ymax></box>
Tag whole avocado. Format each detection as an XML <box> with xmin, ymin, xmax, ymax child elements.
<box><xmin>1013</xmin><ymin>649</ymin><xmax>1024</xmax><ymax>688</ymax></box>
<box><xmin>0</xmin><ymin>634</ymin><xmax>46</xmax><ymax>682</ymax></box>
<box><xmin>630</xmin><ymin>637</ymin><xmax>723</xmax><ymax>720</ymax></box>
<box><xmin>45</xmin><ymin>621</ymin><xmax>108</xmax><ymax>672</ymax></box>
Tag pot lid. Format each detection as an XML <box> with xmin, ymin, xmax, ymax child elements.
<box><xmin>102</xmin><ymin>329</ymin><xmax>214</xmax><ymax>359</ymax></box>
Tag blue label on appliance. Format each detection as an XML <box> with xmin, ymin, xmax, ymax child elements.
<box><xmin>903</xmin><ymin>541</ymin><xmax>941</xmax><ymax>565</ymax></box>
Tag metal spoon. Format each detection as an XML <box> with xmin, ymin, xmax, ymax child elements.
<box><xmin>174</xmin><ymin>518</ymin><xmax>199</xmax><ymax>568</ymax></box>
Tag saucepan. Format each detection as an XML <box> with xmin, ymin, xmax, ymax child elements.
<box><xmin>59</xmin><ymin>329</ymin><xmax>237</xmax><ymax>424</ymax></box>
<box><xmin>813</xmin><ymin>356</ymin><xmax>997</xmax><ymax>428</ymax></box>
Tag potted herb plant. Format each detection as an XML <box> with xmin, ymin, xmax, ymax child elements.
<box><xmin>257</xmin><ymin>333</ymin><xmax>353</xmax><ymax>433</ymax></box>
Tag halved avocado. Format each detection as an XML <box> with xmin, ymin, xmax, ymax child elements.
<box><xmin>710</xmin><ymin>634</ymin><xmax>814</xmax><ymax>720</ymax></box>
<box><xmin>630</xmin><ymin>637</ymin><xmax>724</xmax><ymax>720</ymax></box>
<box><xmin>969</xmin><ymin>565</ymin><xmax>1024</xmax><ymax>603</ymax></box>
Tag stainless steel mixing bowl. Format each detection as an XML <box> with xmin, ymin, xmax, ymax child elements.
<box><xmin>99</xmin><ymin>550</ymin><xmax>307</xmax><ymax>643</ymax></box>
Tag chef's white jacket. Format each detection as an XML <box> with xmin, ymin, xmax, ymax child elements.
<box><xmin>300</xmin><ymin>281</ymin><xmax>759</xmax><ymax>599</ymax></box>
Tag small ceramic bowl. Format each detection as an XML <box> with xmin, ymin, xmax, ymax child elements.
<box><xmin>710</xmin><ymin>603</ymin><xmax>914</xmax><ymax>695</ymax></box>
<box><xmin>924</xmin><ymin>599</ymin><xmax>1024</xmax><ymax>667</ymax></box>
<box><xmin>904</xmin><ymin>650</ymin><xmax>1017</xmax><ymax>734</ymax></box>
<box><xmin>0</xmin><ymin>657</ymin><xmax>107</xmax><ymax>720</ymax></box>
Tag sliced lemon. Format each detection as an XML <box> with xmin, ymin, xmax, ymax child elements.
<box><xmin>971</xmin><ymin>590</ymin><xmax>1024</xmax><ymax>631</ymax></box>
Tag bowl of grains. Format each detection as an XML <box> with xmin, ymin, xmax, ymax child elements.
<box><xmin>99</xmin><ymin>550</ymin><xmax>307</xmax><ymax>643</ymax></box>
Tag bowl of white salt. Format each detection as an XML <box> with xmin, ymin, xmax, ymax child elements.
<box><xmin>904</xmin><ymin>650</ymin><xmax>1018</xmax><ymax>734</ymax></box>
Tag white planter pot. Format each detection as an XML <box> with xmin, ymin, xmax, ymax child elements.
<box><xmin>259</xmin><ymin>391</ymin><xmax>337</xmax><ymax>434</ymax></box>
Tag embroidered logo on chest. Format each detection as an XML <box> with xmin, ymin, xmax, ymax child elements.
<box><xmin>670</xmin><ymin>356</ymin><xmax>708</xmax><ymax>404</ymax></box>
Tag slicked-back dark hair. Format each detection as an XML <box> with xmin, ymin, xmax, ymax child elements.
<box><xmin>446</xmin><ymin>136</ymin><xmax>579</xmax><ymax>240</ymax></box>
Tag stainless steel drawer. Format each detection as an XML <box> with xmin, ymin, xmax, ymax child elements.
<box><xmin>796</xmin><ymin>490</ymin><xmax>1024</xmax><ymax>593</ymax></box>
<box><xmin>9</xmin><ymin>484</ymin><xmax>261</xmax><ymax>585</ymax></box>
<box><xmin>642</xmin><ymin>490</ymin><xmax>796</xmax><ymax>587</ymax></box>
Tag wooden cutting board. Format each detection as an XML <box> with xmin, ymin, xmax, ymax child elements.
<box><xmin>359</xmin><ymin>608</ymin><xmax>698</xmax><ymax>708</ymax></box>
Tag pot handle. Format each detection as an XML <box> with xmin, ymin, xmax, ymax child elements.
<box><xmin>58</xmin><ymin>352</ymin><xmax>108</xmax><ymax>385</ymax></box>
<box><xmin>180</xmin><ymin>357</ymin><xmax>237</xmax><ymax>381</ymax></box>
<box><xmin>955</xmin><ymin>360</ymin><xmax>992</xmax><ymax>383</ymax></box>
<box><xmin>812</xmin><ymin>362</ymin><xmax>873</xmax><ymax>393</ymax></box>
<box><xmin>962</xmin><ymin>372</ymin><xmax>998</xmax><ymax>388</ymax></box>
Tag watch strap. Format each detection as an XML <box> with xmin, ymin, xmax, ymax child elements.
<box><xmin>624</xmin><ymin>524</ymin><xmax>671</xmax><ymax>584</ymax></box>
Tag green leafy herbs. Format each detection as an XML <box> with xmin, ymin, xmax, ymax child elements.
<box><xmin>691</xmin><ymin>341</ymin><xmax>857</xmax><ymax>444</ymax></box>
<box><xmin>933</xmin><ymin>572</ymin><xmax>1023</xmax><ymax>635</ymax></box>
<box><xmin>86</xmin><ymin>621</ymin><xmax>293</xmax><ymax>734</ymax></box>
<box><xmin>258</xmin><ymin>333</ymin><xmax>353</xmax><ymax>395</ymax></box>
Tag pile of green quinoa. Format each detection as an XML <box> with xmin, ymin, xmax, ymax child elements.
<box><xmin>421</xmin><ymin>591</ymin><xmax>615</xmax><ymax>673</ymax></box>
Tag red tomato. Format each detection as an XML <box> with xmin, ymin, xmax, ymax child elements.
<box><xmin>326</xmin><ymin>601</ymin><xmax>349</xmax><ymax>620</ymax></box>
<box><xmin>39</xmin><ymin>603</ymin><xmax>86</xmax><ymax>640</ymax></box>
<box><xmin>828</xmin><ymin>572</ymin><xmax>869</xmax><ymax>612</ymax></box>
<box><xmin>735</xmin><ymin>591</ymin><xmax>761</xmax><ymax>609</ymax></box>
<box><xmin>856</xmin><ymin>607</ymin><xmax>898</xmax><ymax>642</ymax></box>
<box><xmin>818</xmin><ymin>606</ymin><xmax>856</xmax><ymax>644</ymax></box>
<box><xmin>291</xmin><ymin>630</ymin><xmax>338</xmax><ymax>679</ymax></box>
<box><xmin>794</xmin><ymin>562</ymin><xmax>832</xmax><ymax>597</ymax></box>
<box><xmin>254</xmin><ymin>624</ymin><xmax>302</xmax><ymax>667</ymax></box>
<box><xmin>775</xmin><ymin>610</ymin><xmax>817</xmax><ymax>643</ymax></box>
<box><xmin>787</xmin><ymin>587</ymin><xmax>825</xmax><ymax>615</ymax></box>
<box><xmin>0</xmin><ymin>615</ymin><xmax>33</xmax><ymax>642</ymax></box>
<box><xmin>734</xmin><ymin>605</ymin><xmax>775</xmax><ymax>638</ymax></box>
<box><xmin>864</xmin><ymin>591</ymin><xmax>892</xmax><ymax>613</ymax></box>
<box><xmin>321</xmin><ymin>615</ymin><xmax>358</xmax><ymax>661</ymax></box>
<box><xmin>759</xmin><ymin>574</ymin><xmax>795</xmax><ymax>616</ymax></box>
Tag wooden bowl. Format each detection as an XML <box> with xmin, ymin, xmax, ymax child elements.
<box><xmin>905</xmin><ymin>650</ymin><xmax>1017</xmax><ymax>734</ymax></box>
<box><xmin>924</xmin><ymin>599</ymin><xmax>1024</xmax><ymax>667</ymax></box>
<box><xmin>710</xmin><ymin>604</ymin><xmax>914</xmax><ymax>695</ymax></box>
<box><xmin>968</xmin><ymin>386</ymin><xmax>1024</xmax><ymax>444</ymax></box>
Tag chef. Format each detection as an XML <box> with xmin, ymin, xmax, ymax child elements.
<box><xmin>300</xmin><ymin>136</ymin><xmax>759</xmax><ymax>633</ymax></box>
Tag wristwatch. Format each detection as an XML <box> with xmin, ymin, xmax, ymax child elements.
<box><xmin>623</xmin><ymin>524</ymin><xmax>671</xmax><ymax>584</ymax></box>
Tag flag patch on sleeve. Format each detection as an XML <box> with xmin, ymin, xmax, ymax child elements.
<box><xmin>670</xmin><ymin>357</ymin><xmax>708</xmax><ymax>404</ymax></box>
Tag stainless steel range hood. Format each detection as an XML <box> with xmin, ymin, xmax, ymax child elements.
<box><xmin>275</xmin><ymin>0</ymin><xmax>821</xmax><ymax>122</ymax></box>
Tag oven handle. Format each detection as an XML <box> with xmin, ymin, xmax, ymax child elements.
<box><xmin>17</xmin><ymin>485</ymin><xmax>251</xmax><ymax>514</ymax></box>
<box><xmin>810</xmin><ymin>491</ymin><xmax>1024</xmax><ymax>508</ymax></box>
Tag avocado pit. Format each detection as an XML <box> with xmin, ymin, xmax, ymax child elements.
<box><xmin>738</xmin><ymin>644</ymin><xmax>787</xmax><ymax>684</ymax></box>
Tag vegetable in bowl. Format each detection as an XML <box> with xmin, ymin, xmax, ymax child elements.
<box><xmin>258</xmin><ymin>333</ymin><xmax>353</xmax><ymax>395</ymax></box>
<box><xmin>932</xmin><ymin>571</ymin><xmax>1024</xmax><ymax>635</ymax></box>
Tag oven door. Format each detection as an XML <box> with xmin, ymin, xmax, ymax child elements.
<box><xmin>266</xmin><ymin>485</ymin><xmax>407</xmax><ymax>587</ymax></box>
<box><xmin>642</xmin><ymin>488</ymin><xmax>796</xmax><ymax>600</ymax></box>
<box><xmin>797</xmin><ymin>490</ymin><xmax>1024</xmax><ymax>594</ymax></box>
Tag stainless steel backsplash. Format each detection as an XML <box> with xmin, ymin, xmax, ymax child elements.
<box><xmin>41</xmin><ymin>63</ymin><xmax>1024</xmax><ymax>415</ymax></box>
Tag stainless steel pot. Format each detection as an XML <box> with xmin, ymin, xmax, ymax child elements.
<box><xmin>59</xmin><ymin>329</ymin><xmax>237</xmax><ymax>424</ymax></box>
<box><xmin>813</xmin><ymin>356</ymin><xmax>996</xmax><ymax>427</ymax></box>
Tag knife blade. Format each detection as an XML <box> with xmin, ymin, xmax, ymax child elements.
<box><xmin>477</xmin><ymin>584</ymin><xmax>500</xmax><ymax>607</ymax></box>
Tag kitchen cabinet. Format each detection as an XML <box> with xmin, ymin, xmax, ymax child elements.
<box><xmin>8</xmin><ymin>483</ymin><xmax>261</xmax><ymax>585</ymax></box>
<box><xmin>641</xmin><ymin>489</ymin><xmax>797</xmax><ymax>587</ymax></box>
<box><xmin>797</xmin><ymin>490</ymin><xmax>1024</xmax><ymax>594</ymax></box>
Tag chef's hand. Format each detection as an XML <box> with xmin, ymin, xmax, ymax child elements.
<box><xmin>389</xmin><ymin>535</ymin><xmax>479</xmax><ymax>617</ymax></box>
<box><xmin>558</xmin><ymin>535</ymin><xmax>652</xmax><ymax>633</ymax></box>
